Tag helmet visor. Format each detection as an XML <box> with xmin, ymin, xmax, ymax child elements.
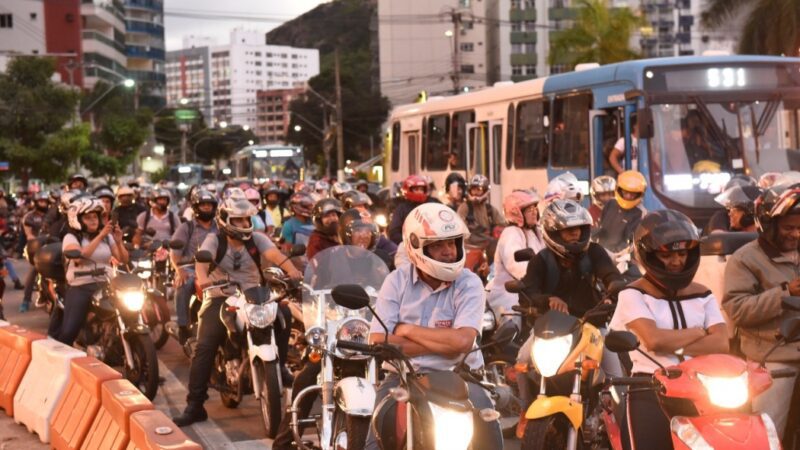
<box><xmin>644</xmin><ymin>220</ymin><xmax>700</xmax><ymax>252</ymax></box>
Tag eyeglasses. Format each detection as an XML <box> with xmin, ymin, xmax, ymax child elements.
<box><xmin>233</xmin><ymin>252</ymin><xmax>242</xmax><ymax>271</ymax></box>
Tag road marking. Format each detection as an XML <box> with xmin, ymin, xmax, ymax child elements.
<box><xmin>156</xmin><ymin>360</ymin><xmax>238</xmax><ymax>448</ymax></box>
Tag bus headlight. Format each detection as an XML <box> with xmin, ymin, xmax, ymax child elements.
<box><xmin>532</xmin><ymin>334</ymin><xmax>573</xmax><ymax>377</ymax></box>
<box><xmin>696</xmin><ymin>371</ymin><xmax>748</xmax><ymax>409</ymax></box>
<box><xmin>429</xmin><ymin>402</ymin><xmax>473</xmax><ymax>450</ymax></box>
<box><xmin>120</xmin><ymin>291</ymin><xmax>145</xmax><ymax>311</ymax></box>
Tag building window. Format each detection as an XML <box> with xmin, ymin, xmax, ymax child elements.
<box><xmin>512</xmin><ymin>66</ymin><xmax>522</xmax><ymax>75</ymax></box>
<box><xmin>460</xmin><ymin>64</ymin><xmax>475</xmax><ymax>74</ymax></box>
<box><xmin>524</xmin><ymin>43</ymin><xmax>536</xmax><ymax>53</ymax></box>
<box><xmin>524</xmin><ymin>65</ymin><xmax>536</xmax><ymax>75</ymax></box>
<box><xmin>459</xmin><ymin>0</ymin><xmax>470</xmax><ymax>6</ymax></box>
<box><xmin>460</xmin><ymin>43</ymin><xmax>474</xmax><ymax>52</ymax></box>
<box><xmin>511</xmin><ymin>22</ymin><xmax>521</xmax><ymax>32</ymax></box>
<box><xmin>0</xmin><ymin>14</ymin><xmax>13</xmax><ymax>28</ymax></box>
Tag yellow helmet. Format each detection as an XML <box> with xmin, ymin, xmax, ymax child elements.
<box><xmin>615</xmin><ymin>170</ymin><xmax>647</xmax><ymax>210</ymax></box>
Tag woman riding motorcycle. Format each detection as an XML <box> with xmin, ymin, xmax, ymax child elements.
<box><xmin>50</xmin><ymin>196</ymin><xmax>128</xmax><ymax>344</ymax></box>
<box><xmin>486</xmin><ymin>189</ymin><xmax>545</xmax><ymax>328</ymax></box>
<box><xmin>609</xmin><ymin>209</ymin><xmax>729</xmax><ymax>450</ymax></box>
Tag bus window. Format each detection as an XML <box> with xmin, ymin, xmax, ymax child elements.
<box><xmin>551</xmin><ymin>93</ymin><xmax>592</xmax><ymax>168</ymax></box>
<box><xmin>515</xmin><ymin>99</ymin><xmax>549</xmax><ymax>168</ymax></box>
<box><xmin>450</xmin><ymin>110</ymin><xmax>473</xmax><ymax>170</ymax></box>
<box><xmin>408</xmin><ymin>134</ymin><xmax>418</xmax><ymax>175</ymax></box>
<box><xmin>492</xmin><ymin>123</ymin><xmax>502</xmax><ymax>183</ymax></box>
<box><xmin>391</xmin><ymin>122</ymin><xmax>401</xmax><ymax>172</ymax></box>
<box><xmin>424</xmin><ymin>114</ymin><xmax>450</xmax><ymax>170</ymax></box>
<box><xmin>506</xmin><ymin>103</ymin><xmax>515</xmax><ymax>170</ymax></box>
<box><xmin>238</xmin><ymin>158</ymin><xmax>249</xmax><ymax>180</ymax></box>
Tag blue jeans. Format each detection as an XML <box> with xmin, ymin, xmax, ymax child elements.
<box><xmin>51</xmin><ymin>283</ymin><xmax>100</xmax><ymax>345</ymax></box>
<box><xmin>365</xmin><ymin>372</ymin><xmax>501</xmax><ymax>450</ymax></box>
<box><xmin>175</xmin><ymin>273</ymin><xmax>196</xmax><ymax>327</ymax></box>
<box><xmin>5</xmin><ymin>260</ymin><xmax>18</xmax><ymax>282</ymax></box>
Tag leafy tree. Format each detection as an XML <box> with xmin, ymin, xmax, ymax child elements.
<box><xmin>153</xmin><ymin>107</ymin><xmax>207</xmax><ymax>163</ymax></box>
<box><xmin>81</xmin><ymin>83</ymin><xmax>153</xmax><ymax>180</ymax></box>
<box><xmin>548</xmin><ymin>0</ymin><xmax>642</xmax><ymax>67</ymax></box>
<box><xmin>194</xmin><ymin>126</ymin><xmax>258</xmax><ymax>164</ymax></box>
<box><xmin>0</xmin><ymin>57</ymin><xmax>87</xmax><ymax>184</ymax></box>
<box><xmin>701</xmin><ymin>0</ymin><xmax>800</xmax><ymax>56</ymax></box>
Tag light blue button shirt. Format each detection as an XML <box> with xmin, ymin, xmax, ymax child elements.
<box><xmin>370</xmin><ymin>264</ymin><xmax>486</xmax><ymax>371</ymax></box>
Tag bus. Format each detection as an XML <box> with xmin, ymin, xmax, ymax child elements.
<box><xmin>231</xmin><ymin>145</ymin><xmax>305</xmax><ymax>183</ymax></box>
<box><xmin>384</xmin><ymin>55</ymin><xmax>800</xmax><ymax>224</ymax></box>
<box><xmin>167</xmin><ymin>164</ymin><xmax>214</xmax><ymax>192</ymax></box>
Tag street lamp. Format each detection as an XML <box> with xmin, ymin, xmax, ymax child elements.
<box><xmin>219</xmin><ymin>121</ymin><xmax>228</xmax><ymax>129</ymax></box>
<box><xmin>179</xmin><ymin>97</ymin><xmax>189</xmax><ymax>105</ymax></box>
<box><xmin>248</xmin><ymin>140</ymin><xmax>254</xmax><ymax>145</ymax></box>
<box><xmin>242</xmin><ymin>124</ymin><xmax>250</xmax><ymax>131</ymax></box>
<box><xmin>294</xmin><ymin>125</ymin><xmax>302</xmax><ymax>132</ymax></box>
<box><xmin>81</xmin><ymin>78</ymin><xmax>136</xmax><ymax>115</ymax></box>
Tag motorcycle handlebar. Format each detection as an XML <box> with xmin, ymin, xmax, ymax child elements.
<box><xmin>75</xmin><ymin>268</ymin><xmax>106</xmax><ymax>277</ymax></box>
<box><xmin>770</xmin><ymin>368</ymin><xmax>797</xmax><ymax>379</ymax></box>
<box><xmin>336</xmin><ymin>340</ymin><xmax>374</xmax><ymax>353</ymax></box>
<box><xmin>610</xmin><ymin>377</ymin><xmax>653</xmax><ymax>387</ymax></box>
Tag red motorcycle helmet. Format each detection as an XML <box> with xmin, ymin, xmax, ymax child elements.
<box><xmin>401</xmin><ymin>175</ymin><xmax>428</xmax><ymax>203</ymax></box>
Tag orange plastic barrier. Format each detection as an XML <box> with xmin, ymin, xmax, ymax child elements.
<box><xmin>50</xmin><ymin>356</ymin><xmax>122</xmax><ymax>450</ymax></box>
<box><xmin>126</xmin><ymin>410</ymin><xmax>202</xmax><ymax>450</ymax></box>
<box><xmin>80</xmin><ymin>379</ymin><xmax>153</xmax><ymax>450</ymax></box>
<box><xmin>0</xmin><ymin>326</ymin><xmax>45</xmax><ymax>416</ymax></box>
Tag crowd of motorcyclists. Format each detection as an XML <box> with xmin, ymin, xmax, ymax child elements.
<box><xmin>1</xmin><ymin>166</ymin><xmax>800</xmax><ymax>450</ymax></box>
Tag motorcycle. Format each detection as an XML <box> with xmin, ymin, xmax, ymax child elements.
<box><xmin>28</xmin><ymin>238</ymin><xmax>64</xmax><ymax>314</ymax></box>
<box><xmin>127</xmin><ymin>237</ymin><xmax>180</xmax><ymax>349</ymax></box>
<box><xmin>331</xmin><ymin>283</ymin><xmax>504</xmax><ymax>450</ymax></box>
<box><xmin>1</xmin><ymin>215</ymin><xmax>19</xmax><ymax>253</ymax></box>
<box><xmin>194</xmin><ymin>249</ymin><xmax>294</xmax><ymax>439</ymax></box>
<box><xmin>480</xmin><ymin>307</ymin><xmax>525</xmax><ymax>437</ymax></box>
<box><xmin>603</xmin><ymin>308</ymin><xmax>800</xmax><ymax>450</ymax></box>
<box><xmin>290</xmin><ymin>245</ymin><xmax>389</xmax><ymax>450</ymax></box>
<box><xmin>62</xmin><ymin>248</ymin><xmax>160</xmax><ymax>400</ymax></box>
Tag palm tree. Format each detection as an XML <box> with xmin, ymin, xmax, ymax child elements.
<box><xmin>702</xmin><ymin>0</ymin><xmax>800</xmax><ymax>56</ymax></box>
<box><xmin>548</xmin><ymin>0</ymin><xmax>642</xmax><ymax>67</ymax></box>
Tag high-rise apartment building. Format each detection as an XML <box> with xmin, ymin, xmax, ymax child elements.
<box><xmin>123</xmin><ymin>0</ymin><xmax>165</xmax><ymax>108</ymax></box>
<box><xmin>255</xmin><ymin>87</ymin><xmax>305</xmax><ymax>144</ymax></box>
<box><xmin>166</xmin><ymin>28</ymin><xmax>319</xmax><ymax>135</ymax></box>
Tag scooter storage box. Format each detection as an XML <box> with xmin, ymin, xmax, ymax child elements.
<box><xmin>34</xmin><ymin>242</ymin><xmax>65</xmax><ymax>280</ymax></box>
<box><xmin>13</xmin><ymin>338</ymin><xmax>86</xmax><ymax>442</ymax></box>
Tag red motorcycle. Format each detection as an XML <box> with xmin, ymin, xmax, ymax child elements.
<box><xmin>602</xmin><ymin>315</ymin><xmax>800</xmax><ymax>450</ymax></box>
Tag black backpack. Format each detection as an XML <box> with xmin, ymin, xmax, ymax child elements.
<box><xmin>539</xmin><ymin>247</ymin><xmax>594</xmax><ymax>294</ymax></box>
<box><xmin>143</xmin><ymin>209</ymin><xmax>176</xmax><ymax>236</ymax></box>
<box><xmin>212</xmin><ymin>233</ymin><xmax>266</xmax><ymax>285</ymax></box>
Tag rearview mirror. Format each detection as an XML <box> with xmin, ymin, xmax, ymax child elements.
<box><xmin>782</xmin><ymin>297</ymin><xmax>800</xmax><ymax>312</ymax></box>
<box><xmin>290</xmin><ymin>244</ymin><xmax>306</xmax><ymax>257</ymax></box>
<box><xmin>605</xmin><ymin>330</ymin><xmax>639</xmax><ymax>353</ymax></box>
<box><xmin>195</xmin><ymin>250</ymin><xmax>213</xmax><ymax>264</ymax></box>
<box><xmin>492</xmin><ymin>321</ymin><xmax>517</xmax><ymax>346</ymax></box>
<box><xmin>331</xmin><ymin>284</ymin><xmax>370</xmax><ymax>310</ymax></box>
<box><xmin>779</xmin><ymin>317</ymin><xmax>800</xmax><ymax>343</ymax></box>
<box><xmin>505</xmin><ymin>280</ymin><xmax>525</xmax><ymax>294</ymax></box>
<box><xmin>169</xmin><ymin>240</ymin><xmax>185</xmax><ymax>250</ymax></box>
<box><xmin>514</xmin><ymin>249</ymin><xmax>534</xmax><ymax>262</ymax></box>
<box><xmin>64</xmin><ymin>249</ymin><xmax>82</xmax><ymax>260</ymax></box>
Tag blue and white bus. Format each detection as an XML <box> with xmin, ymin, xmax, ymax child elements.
<box><xmin>385</xmin><ymin>55</ymin><xmax>800</xmax><ymax>224</ymax></box>
<box><xmin>231</xmin><ymin>145</ymin><xmax>305</xmax><ymax>184</ymax></box>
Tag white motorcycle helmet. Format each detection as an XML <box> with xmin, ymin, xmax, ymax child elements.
<box><xmin>545</xmin><ymin>172</ymin><xmax>583</xmax><ymax>203</ymax></box>
<box><xmin>67</xmin><ymin>196</ymin><xmax>105</xmax><ymax>232</ymax></box>
<box><xmin>402</xmin><ymin>203</ymin><xmax>470</xmax><ymax>282</ymax></box>
<box><xmin>217</xmin><ymin>197</ymin><xmax>258</xmax><ymax>240</ymax></box>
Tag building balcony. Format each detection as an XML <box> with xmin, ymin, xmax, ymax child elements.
<box><xmin>510</xmin><ymin>31</ymin><xmax>537</xmax><ymax>44</ymax></box>
<box><xmin>679</xmin><ymin>15</ymin><xmax>694</xmax><ymax>27</ymax></box>
<box><xmin>676</xmin><ymin>32</ymin><xmax>691</xmax><ymax>44</ymax></box>
<box><xmin>82</xmin><ymin>0</ymin><xmax>126</xmax><ymax>33</ymax></box>
<box><xmin>509</xmin><ymin>8</ymin><xmax>536</xmax><ymax>22</ymax></box>
<box><xmin>129</xmin><ymin>70</ymin><xmax>166</xmax><ymax>84</ymax></box>
<box><xmin>125</xmin><ymin>0</ymin><xmax>163</xmax><ymax>13</ymax></box>
<box><xmin>126</xmin><ymin>19</ymin><xmax>164</xmax><ymax>36</ymax></box>
<box><xmin>511</xmin><ymin>74</ymin><xmax>536</xmax><ymax>82</ymax></box>
<box><xmin>126</xmin><ymin>44</ymin><xmax>166</xmax><ymax>60</ymax></box>
<box><xmin>548</xmin><ymin>7</ymin><xmax>577</xmax><ymax>21</ymax></box>
<box><xmin>510</xmin><ymin>53</ymin><xmax>537</xmax><ymax>66</ymax></box>
<box><xmin>83</xmin><ymin>30</ymin><xmax>127</xmax><ymax>57</ymax></box>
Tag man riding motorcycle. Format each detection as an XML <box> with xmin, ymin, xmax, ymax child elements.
<box><xmin>134</xmin><ymin>188</ymin><xmax>179</xmax><ymax>247</ymax></box>
<box><xmin>707</xmin><ymin>184</ymin><xmax>762</xmax><ymax>234</ymax></box>
<box><xmin>588</xmin><ymin>175</ymin><xmax>616</xmax><ymax>226</ymax></box>
<box><xmin>365</xmin><ymin>202</ymin><xmax>502</xmax><ymax>450</ymax></box>
<box><xmin>113</xmin><ymin>185</ymin><xmax>146</xmax><ymax>236</ymax></box>
<box><xmin>592</xmin><ymin>170</ymin><xmax>647</xmax><ymax>253</ymax></box>
<box><xmin>170</xmin><ymin>189</ymin><xmax>218</xmax><ymax>345</ymax></box>
<box><xmin>723</xmin><ymin>181</ymin><xmax>800</xmax><ymax>439</ymax></box>
<box><xmin>306</xmin><ymin>198</ymin><xmax>343</xmax><ymax>259</ymax></box>
<box><xmin>280</xmin><ymin>192</ymin><xmax>315</xmax><ymax>248</ymax></box>
<box><xmin>173</xmin><ymin>197</ymin><xmax>302</xmax><ymax>427</ymax></box>
<box><xmin>19</xmin><ymin>192</ymin><xmax>50</xmax><ymax>312</ymax></box>
<box><xmin>388</xmin><ymin>175</ymin><xmax>440</xmax><ymax>244</ymax></box>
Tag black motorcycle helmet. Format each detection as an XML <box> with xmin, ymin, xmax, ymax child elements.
<box><xmin>755</xmin><ymin>181</ymin><xmax>800</xmax><ymax>245</ymax></box>
<box><xmin>715</xmin><ymin>185</ymin><xmax>761</xmax><ymax>229</ymax></box>
<box><xmin>191</xmin><ymin>189</ymin><xmax>218</xmax><ymax>222</ymax></box>
<box><xmin>338</xmin><ymin>208</ymin><xmax>379</xmax><ymax>250</ymax></box>
<box><xmin>68</xmin><ymin>173</ymin><xmax>88</xmax><ymax>191</ymax></box>
<box><xmin>634</xmin><ymin>209</ymin><xmax>701</xmax><ymax>295</ymax></box>
<box><xmin>312</xmin><ymin>198</ymin><xmax>343</xmax><ymax>235</ymax></box>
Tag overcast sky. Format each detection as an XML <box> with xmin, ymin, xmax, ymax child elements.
<box><xmin>164</xmin><ymin>0</ymin><xmax>328</xmax><ymax>50</ymax></box>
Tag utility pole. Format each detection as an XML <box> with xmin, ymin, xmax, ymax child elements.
<box><xmin>450</xmin><ymin>10</ymin><xmax>462</xmax><ymax>94</ymax></box>
<box><xmin>334</xmin><ymin>50</ymin><xmax>345</xmax><ymax>180</ymax></box>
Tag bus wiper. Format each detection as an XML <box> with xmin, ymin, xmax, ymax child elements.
<box><xmin>749</xmin><ymin>97</ymin><xmax>779</xmax><ymax>166</ymax></box>
<box><xmin>693</xmin><ymin>96</ymin><xmax>739</xmax><ymax>163</ymax></box>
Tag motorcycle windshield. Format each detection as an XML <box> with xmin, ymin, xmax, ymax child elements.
<box><xmin>302</xmin><ymin>245</ymin><xmax>390</xmax><ymax>332</ymax></box>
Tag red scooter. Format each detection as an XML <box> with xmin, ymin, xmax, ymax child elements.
<box><xmin>601</xmin><ymin>313</ymin><xmax>800</xmax><ymax>450</ymax></box>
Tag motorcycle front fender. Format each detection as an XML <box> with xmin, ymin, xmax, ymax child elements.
<box><xmin>248</xmin><ymin>342</ymin><xmax>278</xmax><ymax>363</ymax></box>
<box><xmin>525</xmin><ymin>395</ymin><xmax>583</xmax><ymax>429</ymax></box>
<box><xmin>670</xmin><ymin>414</ymin><xmax>776</xmax><ymax>449</ymax></box>
<box><xmin>334</xmin><ymin>377</ymin><xmax>375</xmax><ymax>417</ymax></box>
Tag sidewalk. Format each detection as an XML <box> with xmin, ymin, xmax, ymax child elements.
<box><xmin>0</xmin><ymin>415</ymin><xmax>48</xmax><ymax>450</ymax></box>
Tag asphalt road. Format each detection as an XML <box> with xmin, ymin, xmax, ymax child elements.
<box><xmin>0</xmin><ymin>260</ymin><xmax>521</xmax><ymax>449</ymax></box>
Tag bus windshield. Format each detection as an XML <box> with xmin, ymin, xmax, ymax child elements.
<box><xmin>649</xmin><ymin>98</ymin><xmax>800</xmax><ymax>208</ymax></box>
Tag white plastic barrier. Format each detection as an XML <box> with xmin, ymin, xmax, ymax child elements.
<box><xmin>0</xmin><ymin>319</ymin><xmax>9</xmax><ymax>327</ymax></box>
<box><xmin>13</xmin><ymin>338</ymin><xmax>86</xmax><ymax>443</ymax></box>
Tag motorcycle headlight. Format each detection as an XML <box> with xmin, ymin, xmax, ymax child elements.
<box><xmin>375</xmin><ymin>213</ymin><xmax>388</xmax><ymax>228</ymax></box>
<box><xmin>481</xmin><ymin>310</ymin><xmax>496</xmax><ymax>333</ymax></box>
<box><xmin>335</xmin><ymin>318</ymin><xmax>370</xmax><ymax>355</ymax></box>
<box><xmin>429</xmin><ymin>402</ymin><xmax>473</xmax><ymax>450</ymax></box>
<box><xmin>120</xmin><ymin>290</ymin><xmax>145</xmax><ymax>311</ymax></box>
<box><xmin>244</xmin><ymin>302</ymin><xmax>278</xmax><ymax>328</ymax></box>
<box><xmin>532</xmin><ymin>334</ymin><xmax>573</xmax><ymax>378</ymax></box>
<box><xmin>696</xmin><ymin>371</ymin><xmax>748</xmax><ymax>409</ymax></box>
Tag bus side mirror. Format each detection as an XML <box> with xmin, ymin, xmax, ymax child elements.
<box><xmin>636</xmin><ymin>108</ymin><xmax>654</xmax><ymax>139</ymax></box>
